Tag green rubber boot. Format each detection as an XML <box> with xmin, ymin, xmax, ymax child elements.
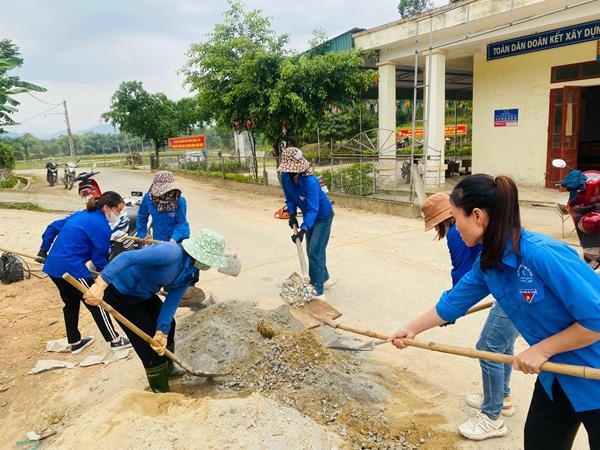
<box><xmin>166</xmin><ymin>343</ymin><xmax>185</xmax><ymax>378</ymax></box>
<box><xmin>145</xmin><ymin>362</ymin><xmax>170</xmax><ymax>393</ymax></box>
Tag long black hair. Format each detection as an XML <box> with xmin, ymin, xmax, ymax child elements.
<box><xmin>86</xmin><ymin>191</ymin><xmax>123</xmax><ymax>212</ymax></box>
<box><xmin>450</xmin><ymin>174</ymin><xmax>521</xmax><ymax>269</ymax></box>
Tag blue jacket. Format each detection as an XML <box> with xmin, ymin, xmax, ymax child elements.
<box><xmin>446</xmin><ymin>224</ymin><xmax>481</xmax><ymax>286</ymax></box>
<box><xmin>40</xmin><ymin>216</ymin><xmax>68</xmax><ymax>252</ymax></box>
<box><xmin>436</xmin><ymin>229</ymin><xmax>600</xmax><ymax>412</ymax></box>
<box><xmin>136</xmin><ymin>193</ymin><xmax>190</xmax><ymax>242</ymax></box>
<box><xmin>101</xmin><ymin>243</ymin><xmax>198</xmax><ymax>334</ymax></box>
<box><xmin>281</xmin><ymin>172</ymin><xmax>333</xmax><ymax>230</ymax></box>
<box><xmin>43</xmin><ymin>209</ymin><xmax>111</xmax><ymax>279</ymax></box>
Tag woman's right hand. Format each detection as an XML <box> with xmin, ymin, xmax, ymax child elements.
<box><xmin>388</xmin><ymin>327</ymin><xmax>416</xmax><ymax>349</ymax></box>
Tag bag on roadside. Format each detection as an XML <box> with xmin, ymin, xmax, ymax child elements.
<box><xmin>0</xmin><ymin>252</ymin><xmax>28</xmax><ymax>284</ymax></box>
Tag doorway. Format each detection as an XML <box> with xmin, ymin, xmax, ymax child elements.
<box><xmin>546</xmin><ymin>85</ymin><xmax>600</xmax><ymax>187</ymax></box>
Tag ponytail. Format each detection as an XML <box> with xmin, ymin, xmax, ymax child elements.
<box><xmin>451</xmin><ymin>174</ymin><xmax>521</xmax><ymax>269</ymax></box>
<box><xmin>86</xmin><ymin>191</ymin><xmax>124</xmax><ymax>212</ymax></box>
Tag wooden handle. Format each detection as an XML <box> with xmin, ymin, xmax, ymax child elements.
<box><xmin>61</xmin><ymin>272</ymin><xmax>192</xmax><ymax>373</ymax></box>
<box><xmin>292</xmin><ymin>224</ymin><xmax>309</xmax><ymax>278</ymax></box>
<box><xmin>122</xmin><ymin>236</ymin><xmax>163</xmax><ymax>244</ymax></box>
<box><xmin>0</xmin><ymin>247</ymin><xmax>99</xmax><ymax>276</ymax></box>
<box><xmin>332</xmin><ymin>322</ymin><xmax>600</xmax><ymax>381</ymax></box>
<box><xmin>465</xmin><ymin>300</ymin><xmax>494</xmax><ymax>316</ymax></box>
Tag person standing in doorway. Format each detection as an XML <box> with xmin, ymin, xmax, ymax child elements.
<box><xmin>278</xmin><ymin>147</ymin><xmax>334</xmax><ymax>301</ymax></box>
<box><xmin>421</xmin><ymin>192</ymin><xmax>519</xmax><ymax>441</ymax></box>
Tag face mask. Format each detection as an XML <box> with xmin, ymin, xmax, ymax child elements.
<box><xmin>193</xmin><ymin>260</ymin><xmax>211</xmax><ymax>271</ymax></box>
<box><xmin>106</xmin><ymin>210</ymin><xmax>119</xmax><ymax>225</ymax></box>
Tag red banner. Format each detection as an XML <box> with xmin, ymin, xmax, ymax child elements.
<box><xmin>396</xmin><ymin>124</ymin><xmax>468</xmax><ymax>139</ymax></box>
<box><xmin>168</xmin><ymin>135</ymin><xmax>206</xmax><ymax>150</ymax></box>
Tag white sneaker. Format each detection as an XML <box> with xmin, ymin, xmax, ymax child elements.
<box><xmin>324</xmin><ymin>279</ymin><xmax>336</xmax><ymax>290</ymax></box>
<box><xmin>312</xmin><ymin>293</ymin><xmax>326</xmax><ymax>302</ymax></box>
<box><xmin>459</xmin><ymin>412</ymin><xmax>508</xmax><ymax>441</ymax></box>
<box><xmin>466</xmin><ymin>393</ymin><xmax>515</xmax><ymax>417</ymax></box>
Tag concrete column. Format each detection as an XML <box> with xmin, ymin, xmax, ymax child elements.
<box><xmin>424</xmin><ymin>50</ymin><xmax>446</xmax><ymax>186</ymax></box>
<box><xmin>377</xmin><ymin>62</ymin><xmax>396</xmax><ymax>157</ymax></box>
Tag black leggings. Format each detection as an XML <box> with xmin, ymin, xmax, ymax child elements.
<box><xmin>524</xmin><ymin>378</ymin><xmax>600</xmax><ymax>450</ymax></box>
<box><xmin>50</xmin><ymin>276</ymin><xmax>120</xmax><ymax>344</ymax></box>
<box><xmin>102</xmin><ymin>284</ymin><xmax>175</xmax><ymax>369</ymax></box>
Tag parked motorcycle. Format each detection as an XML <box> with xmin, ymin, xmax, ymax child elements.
<box><xmin>63</xmin><ymin>161</ymin><xmax>78</xmax><ymax>190</ymax></box>
<box><xmin>552</xmin><ymin>158</ymin><xmax>600</xmax><ymax>269</ymax></box>
<box><xmin>45</xmin><ymin>161</ymin><xmax>58</xmax><ymax>186</ymax></box>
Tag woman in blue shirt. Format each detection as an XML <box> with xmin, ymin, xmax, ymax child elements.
<box><xmin>391</xmin><ymin>174</ymin><xmax>600</xmax><ymax>449</ymax></box>
<box><xmin>83</xmin><ymin>229</ymin><xmax>228</xmax><ymax>393</ymax></box>
<box><xmin>421</xmin><ymin>192</ymin><xmax>519</xmax><ymax>441</ymax></box>
<box><xmin>278</xmin><ymin>147</ymin><xmax>334</xmax><ymax>300</ymax></box>
<box><xmin>41</xmin><ymin>192</ymin><xmax>130</xmax><ymax>354</ymax></box>
<box><xmin>136</xmin><ymin>171</ymin><xmax>190</xmax><ymax>243</ymax></box>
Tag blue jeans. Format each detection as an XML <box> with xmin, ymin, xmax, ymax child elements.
<box><xmin>476</xmin><ymin>303</ymin><xmax>519</xmax><ymax>419</ymax></box>
<box><xmin>305</xmin><ymin>212</ymin><xmax>334</xmax><ymax>295</ymax></box>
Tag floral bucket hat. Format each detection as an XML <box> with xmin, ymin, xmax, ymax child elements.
<box><xmin>182</xmin><ymin>229</ymin><xmax>228</xmax><ymax>268</ymax></box>
<box><xmin>277</xmin><ymin>147</ymin><xmax>311</xmax><ymax>173</ymax></box>
<box><xmin>149</xmin><ymin>171</ymin><xmax>180</xmax><ymax>197</ymax></box>
<box><xmin>420</xmin><ymin>192</ymin><xmax>452</xmax><ymax>231</ymax></box>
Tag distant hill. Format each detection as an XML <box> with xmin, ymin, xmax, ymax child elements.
<box><xmin>3</xmin><ymin>123</ymin><xmax>118</xmax><ymax>140</ymax></box>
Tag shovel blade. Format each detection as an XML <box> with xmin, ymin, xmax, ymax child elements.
<box><xmin>290</xmin><ymin>299</ymin><xmax>342</xmax><ymax>329</ymax></box>
<box><xmin>218</xmin><ymin>254</ymin><xmax>241</xmax><ymax>277</ymax></box>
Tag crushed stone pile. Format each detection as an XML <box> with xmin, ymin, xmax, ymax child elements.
<box><xmin>279</xmin><ymin>272</ymin><xmax>314</xmax><ymax>307</ymax></box>
<box><xmin>174</xmin><ymin>301</ymin><xmax>454</xmax><ymax>449</ymax></box>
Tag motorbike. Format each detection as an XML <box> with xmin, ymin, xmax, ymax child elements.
<box><xmin>552</xmin><ymin>158</ymin><xmax>600</xmax><ymax>269</ymax></box>
<box><xmin>45</xmin><ymin>161</ymin><xmax>58</xmax><ymax>186</ymax></box>
<box><xmin>63</xmin><ymin>161</ymin><xmax>78</xmax><ymax>190</ymax></box>
<box><xmin>74</xmin><ymin>169</ymin><xmax>102</xmax><ymax>203</ymax></box>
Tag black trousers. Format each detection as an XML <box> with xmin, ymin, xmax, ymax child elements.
<box><xmin>103</xmin><ymin>284</ymin><xmax>175</xmax><ymax>369</ymax></box>
<box><xmin>50</xmin><ymin>276</ymin><xmax>119</xmax><ymax>344</ymax></box>
<box><xmin>525</xmin><ymin>378</ymin><xmax>600</xmax><ymax>450</ymax></box>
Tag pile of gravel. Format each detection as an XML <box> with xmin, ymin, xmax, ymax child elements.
<box><xmin>279</xmin><ymin>272</ymin><xmax>314</xmax><ymax>307</ymax></box>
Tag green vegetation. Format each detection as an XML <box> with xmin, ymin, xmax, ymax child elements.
<box><xmin>317</xmin><ymin>163</ymin><xmax>375</xmax><ymax>196</ymax></box>
<box><xmin>0</xmin><ymin>175</ymin><xmax>17</xmax><ymax>188</ymax></box>
<box><xmin>0</xmin><ymin>201</ymin><xmax>48</xmax><ymax>212</ymax></box>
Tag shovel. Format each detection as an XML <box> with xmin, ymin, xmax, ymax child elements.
<box><xmin>0</xmin><ymin>246</ymin><xmax>99</xmax><ymax>276</ymax></box>
<box><xmin>61</xmin><ymin>273</ymin><xmax>230</xmax><ymax>378</ymax></box>
<box><xmin>300</xmin><ymin>309</ymin><xmax>600</xmax><ymax>381</ymax></box>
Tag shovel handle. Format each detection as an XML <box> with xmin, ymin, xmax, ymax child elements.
<box><xmin>465</xmin><ymin>300</ymin><xmax>494</xmax><ymax>316</ymax></box>
<box><xmin>61</xmin><ymin>272</ymin><xmax>194</xmax><ymax>375</ymax></box>
<box><xmin>122</xmin><ymin>236</ymin><xmax>163</xmax><ymax>244</ymax></box>
<box><xmin>328</xmin><ymin>322</ymin><xmax>600</xmax><ymax>381</ymax></box>
<box><xmin>292</xmin><ymin>224</ymin><xmax>309</xmax><ymax>278</ymax></box>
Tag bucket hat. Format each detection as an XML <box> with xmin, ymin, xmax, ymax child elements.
<box><xmin>149</xmin><ymin>171</ymin><xmax>180</xmax><ymax>197</ymax></box>
<box><xmin>421</xmin><ymin>192</ymin><xmax>452</xmax><ymax>231</ymax></box>
<box><xmin>182</xmin><ymin>229</ymin><xmax>227</xmax><ymax>268</ymax></box>
<box><xmin>277</xmin><ymin>147</ymin><xmax>311</xmax><ymax>173</ymax></box>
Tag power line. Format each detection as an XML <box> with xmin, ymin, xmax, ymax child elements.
<box><xmin>26</xmin><ymin>91</ymin><xmax>62</xmax><ymax>106</ymax></box>
<box><xmin>18</xmin><ymin>104</ymin><xmax>63</xmax><ymax>124</ymax></box>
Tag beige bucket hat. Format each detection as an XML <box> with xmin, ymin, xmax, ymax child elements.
<box><xmin>182</xmin><ymin>229</ymin><xmax>227</xmax><ymax>268</ymax></box>
<box><xmin>421</xmin><ymin>192</ymin><xmax>453</xmax><ymax>231</ymax></box>
<box><xmin>277</xmin><ymin>147</ymin><xmax>311</xmax><ymax>173</ymax></box>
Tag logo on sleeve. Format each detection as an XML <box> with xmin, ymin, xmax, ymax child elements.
<box><xmin>520</xmin><ymin>289</ymin><xmax>537</xmax><ymax>303</ymax></box>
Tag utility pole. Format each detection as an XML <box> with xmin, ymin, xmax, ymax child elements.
<box><xmin>63</xmin><ymin>100</ymin><xmax>75</xmax><ymax>158</ymax></box>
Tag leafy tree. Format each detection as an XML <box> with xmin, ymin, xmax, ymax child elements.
<box><xmin>183</xmin><ymin>0</ymin><xmax>288</xmax><ymax>178</ymax></box>
<box><xmin>102</xmin><ymin>81</ymin><xmax>203</xmax><ymax>164</ymax></box>
<box><xmin>397</xmin><ymin>0</ymin><xmax>433</xmax><ymax>18</ymax></box>
<box><xmin>318</xmin><ymin>103</ymin><xmax>378</xmax><ymax>143</ymax></box>
<box><xmin>0</xmin><ymin>40</ymin><xmax>46</xmax><ymax>134</ymax></box>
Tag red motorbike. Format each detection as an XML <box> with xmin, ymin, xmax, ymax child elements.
<box><xmin>553</xmin><ymin>158</ymin><xmax>600</xmax><ymax>269</ymax></box>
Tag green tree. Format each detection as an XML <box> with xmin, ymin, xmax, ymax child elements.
<box><xmin>182</xmin><ymin>0</ymin><xmax>288</xmax><ymax>179</ymax></box>
<box><xmin>102</xmin><ymin>81</ymin><xmax>202</xmax><ymax>164</ymax></box>
<box><xmin>397</xmin><ymin>0</ymin><xmax>433</xmax><ymax>18</ymax></box>
<box><xmin>0</xmin><ymin>40</ymin><xmax>46</xmax><ymax>134</ymax></box>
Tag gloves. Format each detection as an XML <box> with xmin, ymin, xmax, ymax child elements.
<box><xmin>83</xmin><ymin>275</ymin><xmax>108</xmax><ymax>306</ymax></box>
<box><xmin>291</xmin><ymin>228</ymin><xmax>306</xmax><ymax>243</ymax></box>
<box><xmin>35</xmin><ymin>248</ymin><xmax>47</xmax><ymax>263</ymax></box>
<box><xmin>151</xmin><ymin>331</ymin><xmax>168</xmax><ymax>355</ymax></box>
<box><xmin>288</xmin><ymin>214</ymin><xmax>299</xmax><ymax>229</ymax></box>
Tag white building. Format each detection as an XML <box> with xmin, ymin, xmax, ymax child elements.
<box><xmin>354</xmin><ymin>0</ymin><xmax>600</xmax><ymax>187</ymax></box>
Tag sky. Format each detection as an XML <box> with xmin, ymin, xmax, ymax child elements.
<box><xmin>3</xmin><ymin>0</ymin><xmax>445</xmax><ymax>137</ymax></box>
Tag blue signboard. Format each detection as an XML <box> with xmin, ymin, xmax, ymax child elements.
<box><xmin>494</xmin><ymin>109</ymin><xmax>518</xmax><ymax>127</ymax></box>
<box><xmin>487</xmin><ymin>19</ymin><xmax>600</xmax><ymax>60</ymax></box>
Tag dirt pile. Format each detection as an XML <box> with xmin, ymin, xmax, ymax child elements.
<box><xmin>175</xmin><ymin>301</ymin><xmax>458</xmax><ymax>449</ymax></box>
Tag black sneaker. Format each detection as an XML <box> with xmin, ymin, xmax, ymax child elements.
<box><xmin>71</xmin><ymin>336</ymin><xmax>95</xmax><ymax>355</ymax></box>
<box><xmin>110</xmin><ymin>336</ymin><xmax>132</xmax><ymax>351</ymax></box>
